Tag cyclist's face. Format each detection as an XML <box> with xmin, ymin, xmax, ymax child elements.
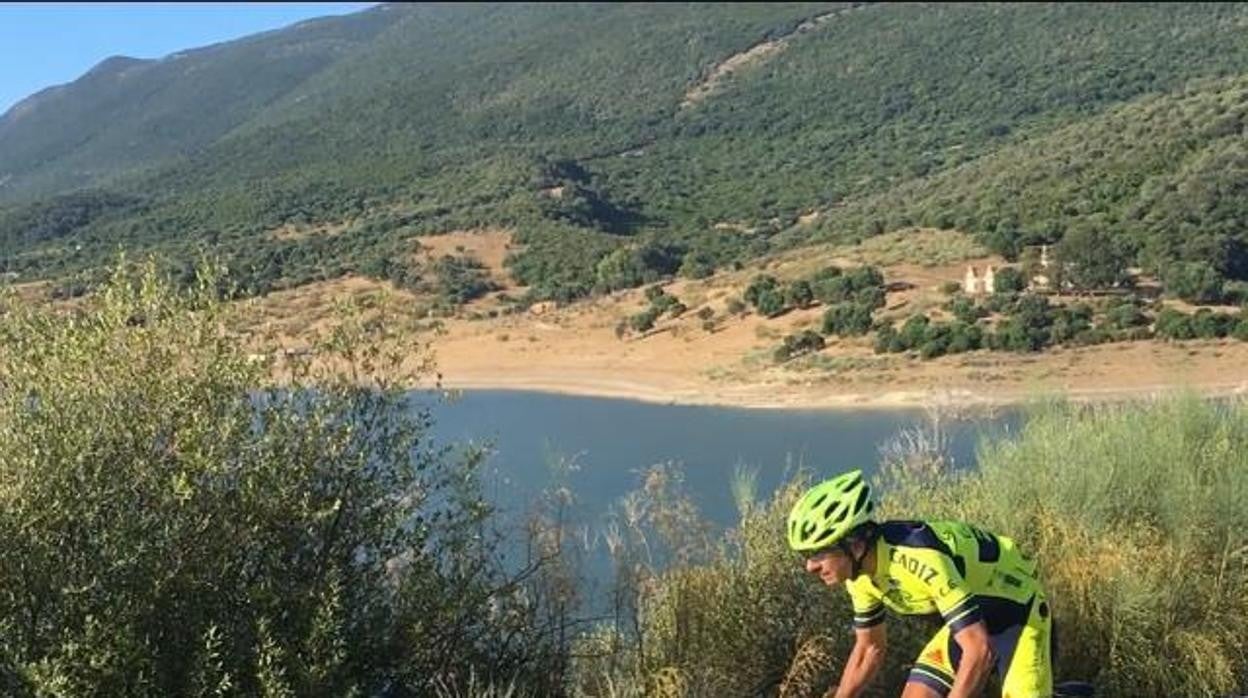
<box><xmin>804</xmin><ymin>547</ymin><xmax>852</xmax><ymax>587</ymax></box>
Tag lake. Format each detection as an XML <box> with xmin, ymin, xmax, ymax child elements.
<box><xmin>426</xmin><ymin>389</ymin><xmax>1020</xmax><ymax>608</ymax></box>
<box><xmin>429</xmin><ymin>389</ymin><xmax>1018</xmax><ymax>529</ymax></box>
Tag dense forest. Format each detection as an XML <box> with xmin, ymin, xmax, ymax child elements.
<box><xmin>1</xmin><ymin>2</ymin><xmax>1247</xmax><ymax>307</ymax></box>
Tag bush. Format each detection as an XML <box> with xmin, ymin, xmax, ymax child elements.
<box><xmin>812</xmin><ymin>274</ymin><xmax>854</xmax><ymax>305</ymax></box>
<box><xmin>785</xmin><ymin>279</ymin><xmax>815</xmax><ymax>309</ymax></box>
<box><xmin>897</xmin><ymin>314</ymin><xmax>931</xmax><ymax>351</ymax></box>
<box><xmin>754</xmin><ymin>288</ymin><xmax>788</xmax><ymax>318</ymax></box>
<box><xmin>1049</xmin><ymin>304</ymin><xmax>1093</xmax><ymax>345</ymax></box>
<box><xmin>1154</xmin><ymin>308</ymin><xmax>1195</xmax><ymax>340</ymax></box>
<box><xmin>881</xmin><ymin>398</ymin><xmax>1248</xmax><ymax>698</ymax></box>
<box><xmin>743</xmin><ymin>274</ymin><xmax>779</xmax><ymax>307</ymax></box>
<box><xmin>945</xmin><ymin>320</ymin><xmax>984</xmax><ymax>354</ymax></box>
<box><xmin>1233</xmin><ymin>318</ymin><xmax>1248</xmax><ymax>341</ymax></box>
<box><xmin>853</xmin><ymin>286</ymin><xmax>886</xmax><ymax>310</ymax></box>
<box><xmin>679</xmin><ymin>250</ymin><xmax>716</xmax><ymax>279</ymax></box>
<box><xmin>1103</xmin><ymin>299</ymin><xmax>1150</xmax><ymax>329</ymax></box>
<box><xmin>940</xmin><ymin>280</ymin><xmax>963</xmax><ymax>295</ymax></box>
<box><xmin>993</xmin><ymin>266</ymin><xmax>1027</xmax><ymax>294</ymax></box>
<box><xmin>432</xmin><ymin>254</ymin><xmax>498</xmax><ymax>304</ymax></box>
<box><xmin>874</xmin><ymin>323</ymin><xmax>900</xmax><ymax>353</ymax></box>
<box><xmin>630</xmin><ymin>306</ymin><xmax>661</xmax><ymax>333</ymax></box>
<box><xmin>1191</xmin><ymin>308</ymin><xmax>1234</xmax><ymax>338</ymax></box>
<box><xmin>947</xmin><ymin>295</ymin><xmax>986</xmax><ymax>324</ymax></box>
<box><xmin>821</xmin><ymin>302</ymin><xmax>875</xmax><ymax>337</ymax></box>
<box><xmin>0</xmin><ymin>260</ymin><xmax>563</xmax><ymax>695</ymax></box>
<box><xmin>726</xmin><ymin>297</ymin><xmax>747</xmax><ymax>316</ymax></box>
<box><xmin>774</xmin><ymin>330</ymin><xmax>825</xmax><ymax>362</ymax></box>
<box><xmin>1164</xmin><ymin>261</ymin><xmax>1225</xmax><ymax>304</ymax></box>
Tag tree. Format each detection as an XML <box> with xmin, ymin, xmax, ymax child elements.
<box><xmin>993</xmin><ymin>266</ymin><xmax>1027</xmax><ymax>294</ymax></box>
<box><xmin>898</xmin><ymin>314</ymin><xmax>931</xmax><ymax>351</ymax></box>
<box><xmin>679</xmin><ymin>250</ymin><xmax>716</xmax><ymax>279</ymax></box>
<box><xmin>1164</xmin><ymin>261</ymin><xmax>1225</xmax><ymax>304</ymax></box>
<box><xmin>1052</xmin><ymin>225</ymin><xmax>1132</xmax><ymax>290</ymax></box>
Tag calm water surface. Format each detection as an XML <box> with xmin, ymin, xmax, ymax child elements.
<box><xmin>425</xmin><ymin>389</ymin><xmax>1020</xmax><ymax>607</ymax></box>
<box><xmin>429</xmin><ymin>390</ymin><xmax>1019</xmax><ymax>529</ymax></box>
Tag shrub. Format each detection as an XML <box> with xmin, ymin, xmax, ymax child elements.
<box><xmin>947</xmin><ymin>295</ymin><xmax>986</xmax><ymax>324</ymax></box>
<box><xmin>630</xmin><ymin>306</ymin><xmax>661</xmax><ymax>333</ymax></box>
<box><xmin>1103</xmin><ymin>300</ymin><xmax>1149</xmax><ymax>329</ymax></box>
<box><xmin>812</xmin><ymin>274</ymin><xmax>854</xmax><ymax>305</ymax></box>
<box><xmin>679</xmin><ymin>250</ymin><xmax>716</xmax><ymax>279</ymax></box>
<box><xmin>1233</xmin><ymin>318</ymin><xmax>1248</xmax><ymax>341</ymax></box>
<box><xmin>774</xmin><ymin>330</ymin><xmax>825</xmax><ymax>362</ymax></box>
<box><xmin>897</xmin><ymin>314</ymin><xmax>931</xmax><ymax>351</ymax></box>
<box><xmin>754</xmin><ymin>289</ymin><xmax>787</xmax><ymax>318</ymax></box>
<box><xmin>1164</xmin><ymin>261</ymin><xmax>1225</xmax><ymax>304</ymax></box>
<box><xmin>993</xmin><ymin>266</ymin><xmax>1027</xmax><ymax>294</ymax></box>
<box><xmin>881</xmin><ymin>398</ymin><xmax>1248</xmax><ymax>698</ymax></box>
<box><xmin>821</xmin><ymin>302</ymin><xmax>875</xmax><ymax>337</ymax></box>
<box><xmin>785</xmin><ymin>279</ymin><xmax>815</xmax><ymax>309</ymax></box>
<box><xmin>874</xmin><ymin>324</ymin><xmax>900</xmax><ymax>353</ymax></box>
<box><xmin>0</xmin><ymin>260</ymin><xmax>562</xmax><ymax>695</ymax></box>
<box><xmin>743</xmin><ymin>274</ymin><xmax>779</xmax><ymax>307</ymax></box>
<box><xmin>853</xmin><ymin>286</ymin><xmax>886</xmax><ymax>310</ymax></box>
<box><xmin>945</xmin><ymin>321</ymin><xmax>984</xmax><ymax>354</ymax></box>
<box><xmin>1154</xmin><ymin>308</ymin><xmax>1195</xmax><ymax>340</ymax></box>
<box><xmin>1191</xmin><ymin>309</ymin><xmax>1234</xmax><ymax>339</ymax></box>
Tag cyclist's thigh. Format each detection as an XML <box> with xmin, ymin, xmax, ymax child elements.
<box><xmin>908</xmin><ymin>624</ymin><xmax>956</xmax><ymax>697</ymax></box>
<box><xmin>902</xmin><ymin>679</ymin><xmax>945</xmax><ymax>698</ymax></box>
<box><xmin>1001</xmin><ymin>593</ymin><xmax>1055</xmax><ymax>698</ymax></box>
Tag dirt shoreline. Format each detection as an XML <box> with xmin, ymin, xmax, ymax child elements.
<box><xmin>435</xmin><ymin>369</ymin><xmax>1248</xmax><ymax>411</ymax></box>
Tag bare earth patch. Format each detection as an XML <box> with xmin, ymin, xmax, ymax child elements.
<box><xmin>224</xmin><ymin>231</ymin><xmax>1248</xmax><ymax>410</ymax></box>
<box><xmin>680</xmin><ymin>8</ymin><xmax>848</xmax><ymax>109</ymax></box>
<box><xmin>413</xmin><ymin>228</ymin><xmax>517</xmax><ymax>287</ymax></box>
<box><xmin>268</xmin><ymin>220</ymin><xmax>352</xmax><ymax>242</ymax></box>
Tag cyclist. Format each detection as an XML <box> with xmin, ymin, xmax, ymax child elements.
<box><xmin>788</xmin><ymin>469</ymin><xmax>1054</xmax><ymax>698</ymax></box>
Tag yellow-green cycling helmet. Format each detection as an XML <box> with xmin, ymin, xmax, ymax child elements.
<box><xmin>787</xmin><ymin>469</ymin><xmax>875</xmax><ymax>552</ymax></box>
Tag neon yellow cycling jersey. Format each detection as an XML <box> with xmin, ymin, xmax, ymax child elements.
<box><xmin>846</xmin><ymin>520</ymin><xmax>1041</xmax><ymax>632</ymax></box>
<box><xmin>846</xmin><ymin>520</ymin><xmax>1054</xmax><ymax>696</ymax></box>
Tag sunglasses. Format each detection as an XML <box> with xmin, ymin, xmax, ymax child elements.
<box><xmin>802</xmin><ymin>545</ymin><xmax>846</xmax><ymax>563</ymax></box>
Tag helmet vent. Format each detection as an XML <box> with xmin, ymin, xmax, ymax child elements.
<box><xmin>853</xmin><ymin>487</ymin><xmax>868</xmax><ymax>514</ymax></box>
<box><xmin>812</xmin><ymin>493</ymin><xmax>828</xmax><ymax>508</ymax></box>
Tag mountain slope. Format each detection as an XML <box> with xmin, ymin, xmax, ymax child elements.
<box><xmin>1</xmin><ymin>2</ymin><xmax>1247</xmax><ymax>304</ymax></box>
<box><xmin>0</xmin><ymin>4</ymin><xmax>403</xmax><ymax>200</ymax></box>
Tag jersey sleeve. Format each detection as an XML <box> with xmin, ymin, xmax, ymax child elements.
<box><xmin>846</xmin><ymin>579</ymin><xmax>885</xmax><ymax>629</ymax></box>
<box><xmin>895</xmin><ymin>547</ymin><xmax>982</xmax><ymax>633</ymax></box>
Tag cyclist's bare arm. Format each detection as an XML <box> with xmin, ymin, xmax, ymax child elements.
<box><xmin>947</xmin><ymin>620</ymin><xmax>996</xmax><ymax>698</ymax></box>
<box><xmin>830</xmin><ymin>622</ymin><xmax>887</xmax><ymax>698</ymax></box>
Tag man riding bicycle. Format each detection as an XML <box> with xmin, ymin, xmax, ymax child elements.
<box><xmin>788</xmin><ymin>470</ymin><xmax>1054</xmax><ymax>698</ymax></box>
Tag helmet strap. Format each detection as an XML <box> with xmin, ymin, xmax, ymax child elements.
<box><xmin>840</xmin><ymin>523</ymin><xmax>878</xmax><ymax>579</ymax></box>
<box><xmin>838</xmin><ymin>539</ymin><xmax>868</xmax><ymax>579</ymax></box>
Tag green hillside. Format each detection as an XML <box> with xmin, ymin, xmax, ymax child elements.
<box><xmin>0</xmin><ymin>5</ymin><xmax>403</xmax><ymax>200</ymax></box>
<box><xmin>1</xmin><ymin>2</ymin><xmax>1247</xmax><ymax>303</ymax></box>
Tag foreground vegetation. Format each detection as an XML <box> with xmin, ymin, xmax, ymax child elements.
<box><xmin>1</xmin><ymin>264</ymin><xmax>1245</xmax><ymax>697</ymax></box>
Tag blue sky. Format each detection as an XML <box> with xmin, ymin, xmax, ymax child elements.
<box><xmin>0</xmin><ymin>2</ymin><xmax>377</xmax><ymax>114</ymax></box>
